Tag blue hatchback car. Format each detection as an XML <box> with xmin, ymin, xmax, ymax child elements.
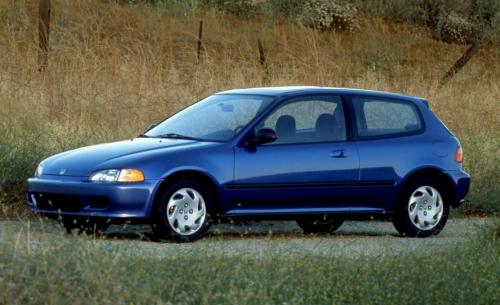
<box><xmin>26</xmin><ymin>87</ymin><xmax>470</xmax><ymax>241</ymax></box>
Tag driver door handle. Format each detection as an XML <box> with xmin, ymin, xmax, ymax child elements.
<box><xmin>331</xmin><ymin>149</ymin><xmax>347</xmax><ymax>158</ymax></box>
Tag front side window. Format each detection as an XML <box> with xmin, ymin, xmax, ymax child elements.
<box><xmin>146</xmin><ymin>94</ymin><xmax>274</xmax><ymax>142</ymax></box>
<box><xmin>352</xmin><ymin>97</ymin><xmax>423</xmax><ymax>138</ymax></box>
<box><xmin>258</xmin><ymin>96</ymin><xmax>346</xmax><ymax>144</ymax></box>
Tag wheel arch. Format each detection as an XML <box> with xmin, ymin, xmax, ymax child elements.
<box><xmin>150</xmin><ymin>169</ymin><xmax>222</xmax><ymax>220</ymax></box>
<box><xmin>398</xmin><ymin>167</ymin><xmax>457</xmax><ymax>207</ymax></box>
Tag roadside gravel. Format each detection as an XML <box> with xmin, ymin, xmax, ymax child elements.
<box><xmin>0</xmin><ymin>217</ymin><xmax>492</xmax><ymax>259</ymax></box>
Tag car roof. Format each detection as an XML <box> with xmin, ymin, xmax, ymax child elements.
<box><xmin>217</xmin><ymin>86</ymin><xmax>426</xmax><ymax>102</ymax></box>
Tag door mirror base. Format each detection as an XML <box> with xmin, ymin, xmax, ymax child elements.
<box><xmin>245</xmin><ymin>128</ymin><xmax>277</xmax><ymax>146</ymax></box>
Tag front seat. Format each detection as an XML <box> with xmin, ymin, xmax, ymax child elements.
<box><xmin>315</xmin><ymin>113</ymin><xmax>336</xmax><ymax>140</ymax></box>
<box><xmin>275</xmin><ymin>115</ymin><xmax>296</xmax><ymax>141</ymax></box>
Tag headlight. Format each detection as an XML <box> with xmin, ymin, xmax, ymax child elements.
<box><xmin>88</xmin><ymin>169</ymin><xmax>145</xmax><ymax>183</ymax></box>
<box><xmin>34</xmin><ymin>164</ymin><xmax>44</xmax><ymax>177</ymax></box>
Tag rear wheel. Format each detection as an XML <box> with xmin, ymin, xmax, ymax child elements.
<box><xmin>151</xmin><ymin>180</ymin><xmax>212</xmax><ymax>242</ymax></box>
<box><xmin>297</xmin><ymin>216</ymin><xmax>344</xmax><ymax>233</ymax></box>
<box><xmin>392</xmin><ymin>179</ymin><xmax>449</xmax><ymax>237</ymax></box>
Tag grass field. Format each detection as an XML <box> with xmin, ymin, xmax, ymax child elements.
<box><xmin>0</xmin><ymin>218</ymin><xmax>498</xmax><ymax>305</ymax></box>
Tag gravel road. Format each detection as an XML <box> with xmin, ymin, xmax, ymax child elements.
<box><xmin>0</xmin><ymin>217</ymin><xmax>492</xmax><ymax>259</ymax></box>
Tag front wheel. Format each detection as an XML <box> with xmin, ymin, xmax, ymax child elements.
<box><xmin>151</xmin><ymin>180</ymin><xmax>212</xmax><ymax>242</ymax></box>
<box><xmin>392</xmin><ymin>179</ymin><xmax>449</xmax><ymax>237</ymax></box>
<box><xmin>296</xmin><ymin>216</ymin><xmax>344</xmax><ymax>233</ymax></box>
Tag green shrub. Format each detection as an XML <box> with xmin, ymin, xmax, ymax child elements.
<box><xmin>349</xmin><ymin>0</ymin><xmax>500</xmax><ymax>44</ymax></box>
<box><xmin>348</xmin><ymin>0</ymin><xmax>425</xmax><ymax>22</ymax></box>
<box><xmin>297</xmin><ymin>0</ymin><xmax>361</xmax><ymax>32</ymax></box>
<box><xmin>120</xmin><ymin>0</ymin><xmax>500</xmax><ymax>44</ymax></box>
<box><xmin>434</xmin><ymin>11</ymin><xmax>476</xmax><ymax>44</ymax></box>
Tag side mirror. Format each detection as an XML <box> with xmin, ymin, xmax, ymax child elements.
<box><xmin>246</xmin><ymin>128</ymin><xmax>277</xmax><ymax>146</ymax></box>
<box><xmin>146</xmin><ymin>123</ymin><xmax>158</xmax><ymax>132</ymax></box>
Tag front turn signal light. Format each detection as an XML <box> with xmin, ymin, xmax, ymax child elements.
<box><xmin>455</xmin><ymin>146</ymin><xmax>463</xmax><ymax>163</ymax></box>
<box><xmin>118</xmin><ymin>169</ymin><xmax>145</xmax><ymax>182</ymax></box>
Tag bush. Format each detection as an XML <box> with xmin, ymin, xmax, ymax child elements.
<box><xmin>199</xmin><ymin>0</ymin><xmax>304</xmax><ymax>19</ymax></box>
<box><xmin>350</xmin><ymin>0</ymin><xmax>500</xmax><ymax>45</ymax></box>
<box><xmin>218</xmin><ymin>0</ymin><xmax>265</xmax><ymax>18</ymax></box>
<box><xmin>434</xmin><ymin>12</ymin><xmax>476</xmax><ymax>44</ymax></box>
<box><xmin>349</xmin><ymin>0</ymin><xmax>425</xmax><ymax>23</ymax></box>
<box><xmin>120</xmin><ymin>0</ymin><xmax>500</xmax><ymax>44</ymax></box>
<box><xmin>297</xmin><ymin>0</ymin><xmax>361</xmax><ymax>32</ymax></box>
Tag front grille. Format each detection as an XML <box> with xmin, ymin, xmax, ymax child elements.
<box><xmin>32</xmin><ymin>193</ymin><xmax>109</xmax><ymax>212</ymax></box>
<box><xmin>34</xmin><ymin>193</ymin><xmax>83</xmax><ymax>212</ymax></box>
<box><xmin>87</xmin><ymin>196</ymin><xmax>109</xmax><ymax>209</ymax></box>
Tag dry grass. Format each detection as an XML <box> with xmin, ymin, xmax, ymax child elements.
<box><xmin>0</xmin><ymin>0</ymin><xmax>499</xmax><ymax>216</ymax></box>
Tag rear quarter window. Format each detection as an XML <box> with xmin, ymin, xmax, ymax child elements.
<box><xmin>351</xmin><ymin>97</ymin><xmax>423</xmax><ymax>138</ymax></box>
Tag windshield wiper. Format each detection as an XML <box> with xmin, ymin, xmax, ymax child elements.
<box><xmin>155</xmin><ymin>133</ymin><xmax>204</xmax><ymax>141</ymax></box>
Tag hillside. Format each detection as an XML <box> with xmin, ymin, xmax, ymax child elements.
<box><xmin>0</xmin><ymin>0</ymin><xmax>498</xmax><ymax>216</ymax></box>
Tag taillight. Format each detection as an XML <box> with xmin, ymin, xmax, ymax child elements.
<box><xmin>455</xmin><ymin>146</ymin><xmax>463</xmax><ymax>163</ymax></box>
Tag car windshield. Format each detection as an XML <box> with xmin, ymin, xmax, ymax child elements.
<box><xmin>144</xmin><ymin>94</ymin><xmax>274</xmax><ymax>142</ymax></box>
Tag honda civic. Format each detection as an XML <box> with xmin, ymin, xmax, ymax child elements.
<box><xmin>26</xmin><ymin>87</ymin><xmax>470</xmax><ymax>241</ymax></box>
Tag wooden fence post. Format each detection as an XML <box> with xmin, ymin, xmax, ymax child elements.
<box><xmin>196</xmin><ymin>20</ymin><xmax>203</xmax><ymax>64</ymax></box>
<box><xmin>439</xmin><ymin>41</ymin><xmax>481</xmax><ymax>88</ymax></box>
<box><xmin>38</xmin><ymin>0</ymin><xmax>51</xmax><ymax>72</ymax></box>
<box><xmin>257</xmin><ymin>39</ymin><xmax>269</xmax><ymax>85</ymax></box>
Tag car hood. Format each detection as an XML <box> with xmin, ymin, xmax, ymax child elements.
<box><xmin>41</xmin><ymin>138</ymin><xmax>212</xmax><ymax>177</ymax></box>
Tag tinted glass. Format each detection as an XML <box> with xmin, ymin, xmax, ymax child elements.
<box><xmin>258</xmin><ymin>96</ymin><xmax>346</xmax><ymax>144</ymax></box>
<box><xmin>352</xmin><ymin>97</ymin><xmax>423</xmax><ymax>138</ymax></box>
<box><xmin>146</xmin><ymin>94</ymin><xmax>273</xmax><ymax>141</ymax></box>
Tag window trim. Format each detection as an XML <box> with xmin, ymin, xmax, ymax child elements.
<box><xmin>346</xmin><ymin>95</ymin><xmax>426</xmax><ymax>141</ymax></box>
<box><xmin>244</xmin><ymin>94</ymin><xmax>350</xmax><ymax>146</ymax></box>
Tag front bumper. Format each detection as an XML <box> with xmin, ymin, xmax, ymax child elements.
<box><xmin>25</xmin><ymin>175</ymin><xmax>160</xmax><ymax>221</ymax></box>
<box><xmin>445</xmin><ymin>169</ymin><xmax>470</xmax><ymax>207</ymax></box>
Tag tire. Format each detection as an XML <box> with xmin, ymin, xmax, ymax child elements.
<box><xmin>62</xmin><ymin>218</ymin><xmax>110</xmax><ymax>235</ymax></box>
<box><xmin>296</xmin><ymin>216</ymin><xmax>344</xmax><ymax>234</ymax></box>
<box><xmin>151</xmin><ymin>179</ymin><xmax>213</xmax><ymax>242</ymax></box>
<box><xmin>392</xmin><ymin>178</ymin><xmax>450</xmax><ymax>238</ymax></box>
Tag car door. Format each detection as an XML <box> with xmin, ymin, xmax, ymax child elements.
<box><xmin>348</xmin><ymin>95</ymin><xmax>426</xmax><ymax>210</ymax></box>
<box><xmin>230</xmin><ymin>95</ymin><xmax>360</xmax><ymax>215</ymax></box>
